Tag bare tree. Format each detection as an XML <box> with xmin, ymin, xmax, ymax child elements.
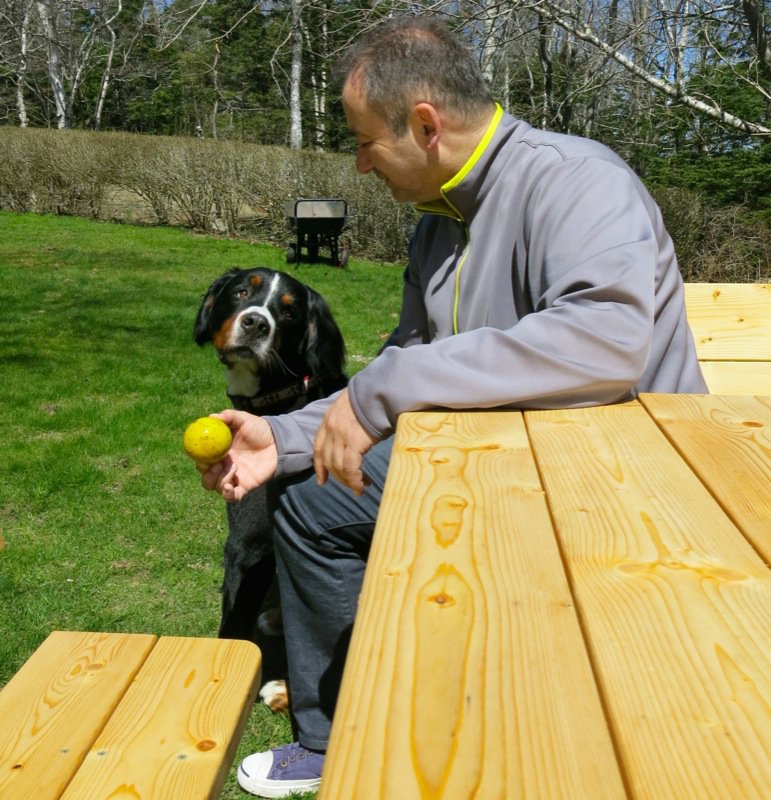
<box><xmin>445</xmin><ymin>0</ymin><xmax>768</xmax><ymax>138</ymax></box>
<box><xmin>34</xmin><ymin>0</ymin><xmax>66</xmax><ymax>126</ymax></box>
<box><xmin>12</xmin><ymin>0</ymin><xmax>127</xmax><ymax>129</ymax></box>
<box><xmin>4</xmin><ymin>0</ymin><xmax>766</xmax><ymax>148</ymax></box>
<box><xmin>289</xmin><ymin>0</ymin><xmax>303</xmax><ymax>149</ymax></box>
<box><xmin>740</xmin><ymin>0</ymin><xmax>770</xmax><ymax>83</ymax></box>
<box><xmin>93</xmin><ymin>0</ymin><xmax>122</xmax><ymax>130</ymax></box>
<box><xmin>11</xmin><ymin>0</ymin><xmax>36</xmax><ymax>126</ymax></box>
<box><xmin>538</xmin><ymin>0</ymin><xmax>771</xmax><ymax>136</ymax></box>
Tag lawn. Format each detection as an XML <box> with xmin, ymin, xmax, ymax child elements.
<box><xmin>0</xmin><ymin>211</ymin><xmax>403</xmax><ymax>798</ymax></box>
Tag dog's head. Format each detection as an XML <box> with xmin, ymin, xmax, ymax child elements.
<box><xmin>194</xmin><ymin>267</ymin><xmax>346</xmax><ymax>398</ymax></box>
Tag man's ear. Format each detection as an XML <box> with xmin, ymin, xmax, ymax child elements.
<box><xmin>412</xmin><ymin>102</ymin><xmax>442</xmax><ymax>149</ymax></box>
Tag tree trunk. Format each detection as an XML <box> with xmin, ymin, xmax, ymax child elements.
<box><xmin>16</xmin><ymin>1</ymin><xmax>32</xmax><ymax>127</ymax></box>
<box><xmin>741</xmin><ymin>0</ymin><xmax>771</xmax><ymax>82</ymax></box>
<box><xmin>94</xmin><ymin>18</ymin><xmax>118</xmax><ymax>130</ymax></box>
<box><xmin>289</xmin><ymin>0</ymin><xmax>303</xmax><ymax>150</ymax></box>
<box><xmin>305</xmin><ymin>15</ymin><xmax>328</xmax><ymax>150</ymax></box>
<box><xmin>35</xmin><ymin>0</ymin><xmax>67</xmax><ymax>128</ymax></box>
<box><xmin>211</xmin><ymin>42</ymin><xmax>221</xmax><ymax>140</ymax></box>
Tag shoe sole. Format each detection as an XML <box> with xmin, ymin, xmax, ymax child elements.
<box><xmin>237</xmin><ymin>765</ymin><xmax>321</xmax><ymax>798</ymax></box>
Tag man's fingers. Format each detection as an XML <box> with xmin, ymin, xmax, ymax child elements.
<box><xmin>314</xmin><ymin>440</ymin><xmax>361</xmax><ymax>493</ymax></box>
<box><xmin>199</xmin><ymin>458</ymin><xmax>238</xmax><ymax>494</ymax></box>
<box><xmin>314</xmin><ymin>462</ymin><xmax>330</xmax><ymax>486</ymax></box>
<box><xmin>199</xmin><ymin>461</ymin><xmax>223</xmax><ymax>490</ymax></box>
<box><xmin>329</xmin><ymin>450</ymin><xmax>369</xmax><ymax>495</ymax></box>
<box><xmin>311</xmin><ymin>388</ymin><xmax>378</xmax><ymax>495</ymax></box>
<box><xmin>312</xmin><ymin>425</ymin><xmax>328</xmax><ymax>485</ymax></box>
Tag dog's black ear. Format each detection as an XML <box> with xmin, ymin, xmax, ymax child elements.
<box><xmin>305</xmin><ymin>288</ymin><xmax>346</xmax><ymax>378</ymax></box>
<box><xmin>193</xmin><ymin>269</ymin><xmax>241</xmax><ymax>345</ymax></box>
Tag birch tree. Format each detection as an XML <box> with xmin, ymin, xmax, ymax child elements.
<box><xmin>533</xmin><ymin>0</ymin><xmax>770</xmax><ymax>135</ymax></box>
<box><xmin>92</xmin><ymin>0</ymin><xmax>121</xmax><ymax>129</ymax></box>
<box><xmin>8</xmin><ymin>0</ymin><xmax>127</xmax><ymax>128</ymax></box>
<box><xmin>9</xmin><ymin>0</ymin><xmax>36</xmax><ymax>126</ymax></box>
<box><xmin>443</xmin><ymin>0</ymin><xmax>768</xmax><ymax>139</ymax></box>
<box><xmin>289</xmin><ymin>0</ymin><xmax>303</xmax><ymax>148</ymax></box>
<box><xmin>34</xmin><ymin>0</ymin><xmax>66</xmax><ymax>126</ymax></box>
<box><xmin>2</xmin><ymin>0</ymin><xmax>767</xmax><ymax>148</ymax></box>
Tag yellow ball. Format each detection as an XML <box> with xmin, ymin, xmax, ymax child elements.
<box><xmin>183</xmin><ymin>417</ymin><xmax>233</xmax><ymax>464</ymax></box>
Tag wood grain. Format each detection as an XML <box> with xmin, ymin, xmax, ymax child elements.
<box><xmin>60</xmin><ymin>636</ymin><xmax>261</xmax><ymax>800</ymax></box>
<box><xmin>320</xmin><ymin>411</ymin><xmax>625</xmax><ymax>800</ymax></box>
<box><xmin>640</xmin><ymin>392</ymin><xmax>771</xmax><ymax>562</ymax></box>
<box><xmin>684</xmin><ymin>283</ymin><xmax>771</xmax><ymax>361</ymax></box>
<box><xmin>0</xmin><ymin>631</ymin><xmax>157</xmax><ymax>799</ymax></box>
<box><xmin>697</xmin><ymin>361</ymin><xmax>771</xmax><ymax>395</ymax></box>
<box><xmin>526</xmin><ymin>401</ymin><xmax>771</xmax><ymax>799</ymax></box>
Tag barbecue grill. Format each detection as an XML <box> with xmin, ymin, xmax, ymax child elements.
<box><xmin>285</xmin><ymin>198</ymin><xmax>349</xmax><ymax>267</ymax></box>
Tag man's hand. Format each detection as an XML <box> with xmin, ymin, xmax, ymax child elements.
<box><xmin>196</xmin><ymin>410</ymin><xmax>278</xmax><ymax>502</ymax></box>
<box><xmin>313</xmin><ymin>388</ymin><xmax>378</xmax><ymax>495</ymax></box>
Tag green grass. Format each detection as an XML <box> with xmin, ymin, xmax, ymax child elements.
<box><xmin>0</xmin><ymin>211</ymin><xmax>403</xmax><ymax>798</ymax></box>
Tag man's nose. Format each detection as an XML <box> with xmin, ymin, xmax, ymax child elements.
<box><xmin>355</xmin><ymin>147</ymin><xmax>373</xmax><ymax>174</ymax></box>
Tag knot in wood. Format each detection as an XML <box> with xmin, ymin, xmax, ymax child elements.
<box><xmin>197</xmin><ymin>739</ymin><xmax>217</xmax><ymax>751</ymax></box>
<box><xmin>429</xmin><ymin>592</ymin><xmax>454</xmax><ymax>607</ymax></box>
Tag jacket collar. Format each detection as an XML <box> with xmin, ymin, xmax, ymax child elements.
<box><xmin>416</xmin><ymin>103</ymin><xmax>505</xmax><ymax>222</ymax></box>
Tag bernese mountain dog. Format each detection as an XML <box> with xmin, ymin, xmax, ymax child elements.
<box><xmin>193</xmin><ymin>266</ymin><xmax>348</xmax><ymax>712</ymax></box>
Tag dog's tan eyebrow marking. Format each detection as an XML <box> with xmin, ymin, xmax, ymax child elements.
<box><xmin>280</xmin><ymin>293</ymin><xmax>296</xmax><ymax>306</ymax></box>
<box><xmin>250</xmin><ymin>274</ymin><xmax>263</xmax><ymax>287</ymax></box>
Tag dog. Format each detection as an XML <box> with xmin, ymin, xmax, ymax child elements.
<box><xmin>194</xmin><ymin>266</ymin><xmax>347</xmax><ymax>711</ymax></box>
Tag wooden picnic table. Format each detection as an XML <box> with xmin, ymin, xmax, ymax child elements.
<box><xmin>321</xmin><ymin>393</ymin><xmax>770</xmax><ymax>799</ymax></box>
<box><xmin>0</xmin><ymin>632</ymin><xmax>261</xmax><ymax>799</ymax></box>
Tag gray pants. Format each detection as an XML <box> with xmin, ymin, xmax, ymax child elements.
<box><xmin>272</xmin><ymin>437</ymin><xmax>394</xmax><ymax>751</ymax></box>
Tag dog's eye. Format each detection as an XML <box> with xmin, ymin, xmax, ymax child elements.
<box><xmin>236</xmin><ymin>289</ymin><xmax>249</xmax><ymax>300</ymax></box>
<box><xmin>281</xmin><ymin>308</ymin><xmax>296</xmax><ymax>320</ymax></box>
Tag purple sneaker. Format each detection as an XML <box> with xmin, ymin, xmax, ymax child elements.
<box><xmin>237</xmin><ymin>742</ymin><xmax>324</xmax><ymax>798</ymax></box>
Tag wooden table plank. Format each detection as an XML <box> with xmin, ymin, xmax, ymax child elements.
<box><xmin>639</xmin><ymin>393</ymin><xmax>771</xmax><ymax>562</ymax></box>
<box><xmin>320</xmin><ymin>411</ymin><xmax>625</xmax><ymax>800</ymax></box>
<box><xmin>526</xmin><ymin>401</ymin><xmax>771</xmax><ymax>799</ymax></box>
<box><xmin>0</xmin><ymin>631</ymin><xmax>157</xmax><ymax>799</ymax></box>
<box><xmin>60</xmin><ymin>636</ymin><xmax>261</xmax><ymax>800</ymax></box>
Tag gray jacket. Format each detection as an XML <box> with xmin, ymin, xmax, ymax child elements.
<box><xmin>267</xmin><ymin>108</ymin><xmax>707</xmax><ymax>477</ymax></box>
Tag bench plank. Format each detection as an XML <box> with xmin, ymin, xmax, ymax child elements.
<box><xmin>684</xmin><ymin>283</ymin><xmax>771</xmax><ymax>361</ymax></box>
<box><xmin>321</xmin><ymin>411</ymin><xmax>625</xmax><ymax>799</ymax></box>
<box><xmin>684</xmin><ymin>283</ymin><xmax>771</xmax><ymax>394</ymax></box>
<box><xmin>0</xmin><ymin>631</ymin><xmax>157</xmax><ymax>799</ymax></box>
<box><xmin>697</xmin><ymin>361</ymin><xmax>771</xmax><ymax>396</ymax></box>
<box><xmin>60</xmin><ymin>636</ymin><xmax>261</xmax><ymax>800</ymax></box>
<box><xmin>640</xmin><ymin>393</ymin><xmax>771</xmax><ymax>562</ymax></box>
<box><xmin>526</xmin><ymin>402</ymin><xmax>771</xmax><ymax>799</ymax></box>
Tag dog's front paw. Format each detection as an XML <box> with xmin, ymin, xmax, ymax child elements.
<box><xmin>259</xmin><ymin>679</ymin><xmax>289</xmax><ymax>714</ymax></box>
<box><xmin>257</xmin><ymin>606</ymin><xmax>284</xmax><ymax>637</ymax></box>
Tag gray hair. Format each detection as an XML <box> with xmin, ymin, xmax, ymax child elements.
<box><xmin>334</xmin><ymin>16</ymin><xmax>494</xmax><ymax>136</ymax></box>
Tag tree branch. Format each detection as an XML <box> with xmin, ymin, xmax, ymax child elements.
<box><xmin>539</xmin><ymin>0</ymin><xmax>770</xmax><ymax>135</ymax></box>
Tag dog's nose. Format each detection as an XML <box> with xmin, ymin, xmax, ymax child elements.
<box><xmin>240</xmin><ymin>312</ymin><xmax>271</xmax><ymax>337</ymax></box>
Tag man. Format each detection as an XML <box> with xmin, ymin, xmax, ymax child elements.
<box><xmin>199</xmin><ymin>16</ymin><xmax>707</xmax><ymax>798</ymax></box>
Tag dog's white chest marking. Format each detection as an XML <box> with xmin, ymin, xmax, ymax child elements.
<box><xmin>225</xmin><ymin>362</ymin><xmax>260</xmax><ymax>396</ymax></box>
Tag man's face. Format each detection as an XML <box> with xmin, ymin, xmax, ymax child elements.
<box><xmin>342</xmin><ymin>79</ymin><xmax>439</xmax><ymax>204</ymax></box>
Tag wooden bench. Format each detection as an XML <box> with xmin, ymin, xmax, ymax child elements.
<box><xmin>684</xmin><ymin>282</ymin><xmax>771</xmax><ymax>394</ymax></box>
<box><xmin>320</xmin><ymin>397</ymin><xmax>770</xmax><ymax>798</ymax></box>
<box><xmin>0</xmin><ymin>631</ymin><xmax>261</xmax><ymax>799</ymax></box>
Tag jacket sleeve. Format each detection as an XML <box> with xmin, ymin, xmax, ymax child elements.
<box><xmin>264</xmin><ymin>391</ymin><xmax>341</xmax><ymax>478</ymax></box>
<box><xmin>346</xmin><ymin>161</ymin><xmax>661</xmax><ymax>439</ymax></box>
